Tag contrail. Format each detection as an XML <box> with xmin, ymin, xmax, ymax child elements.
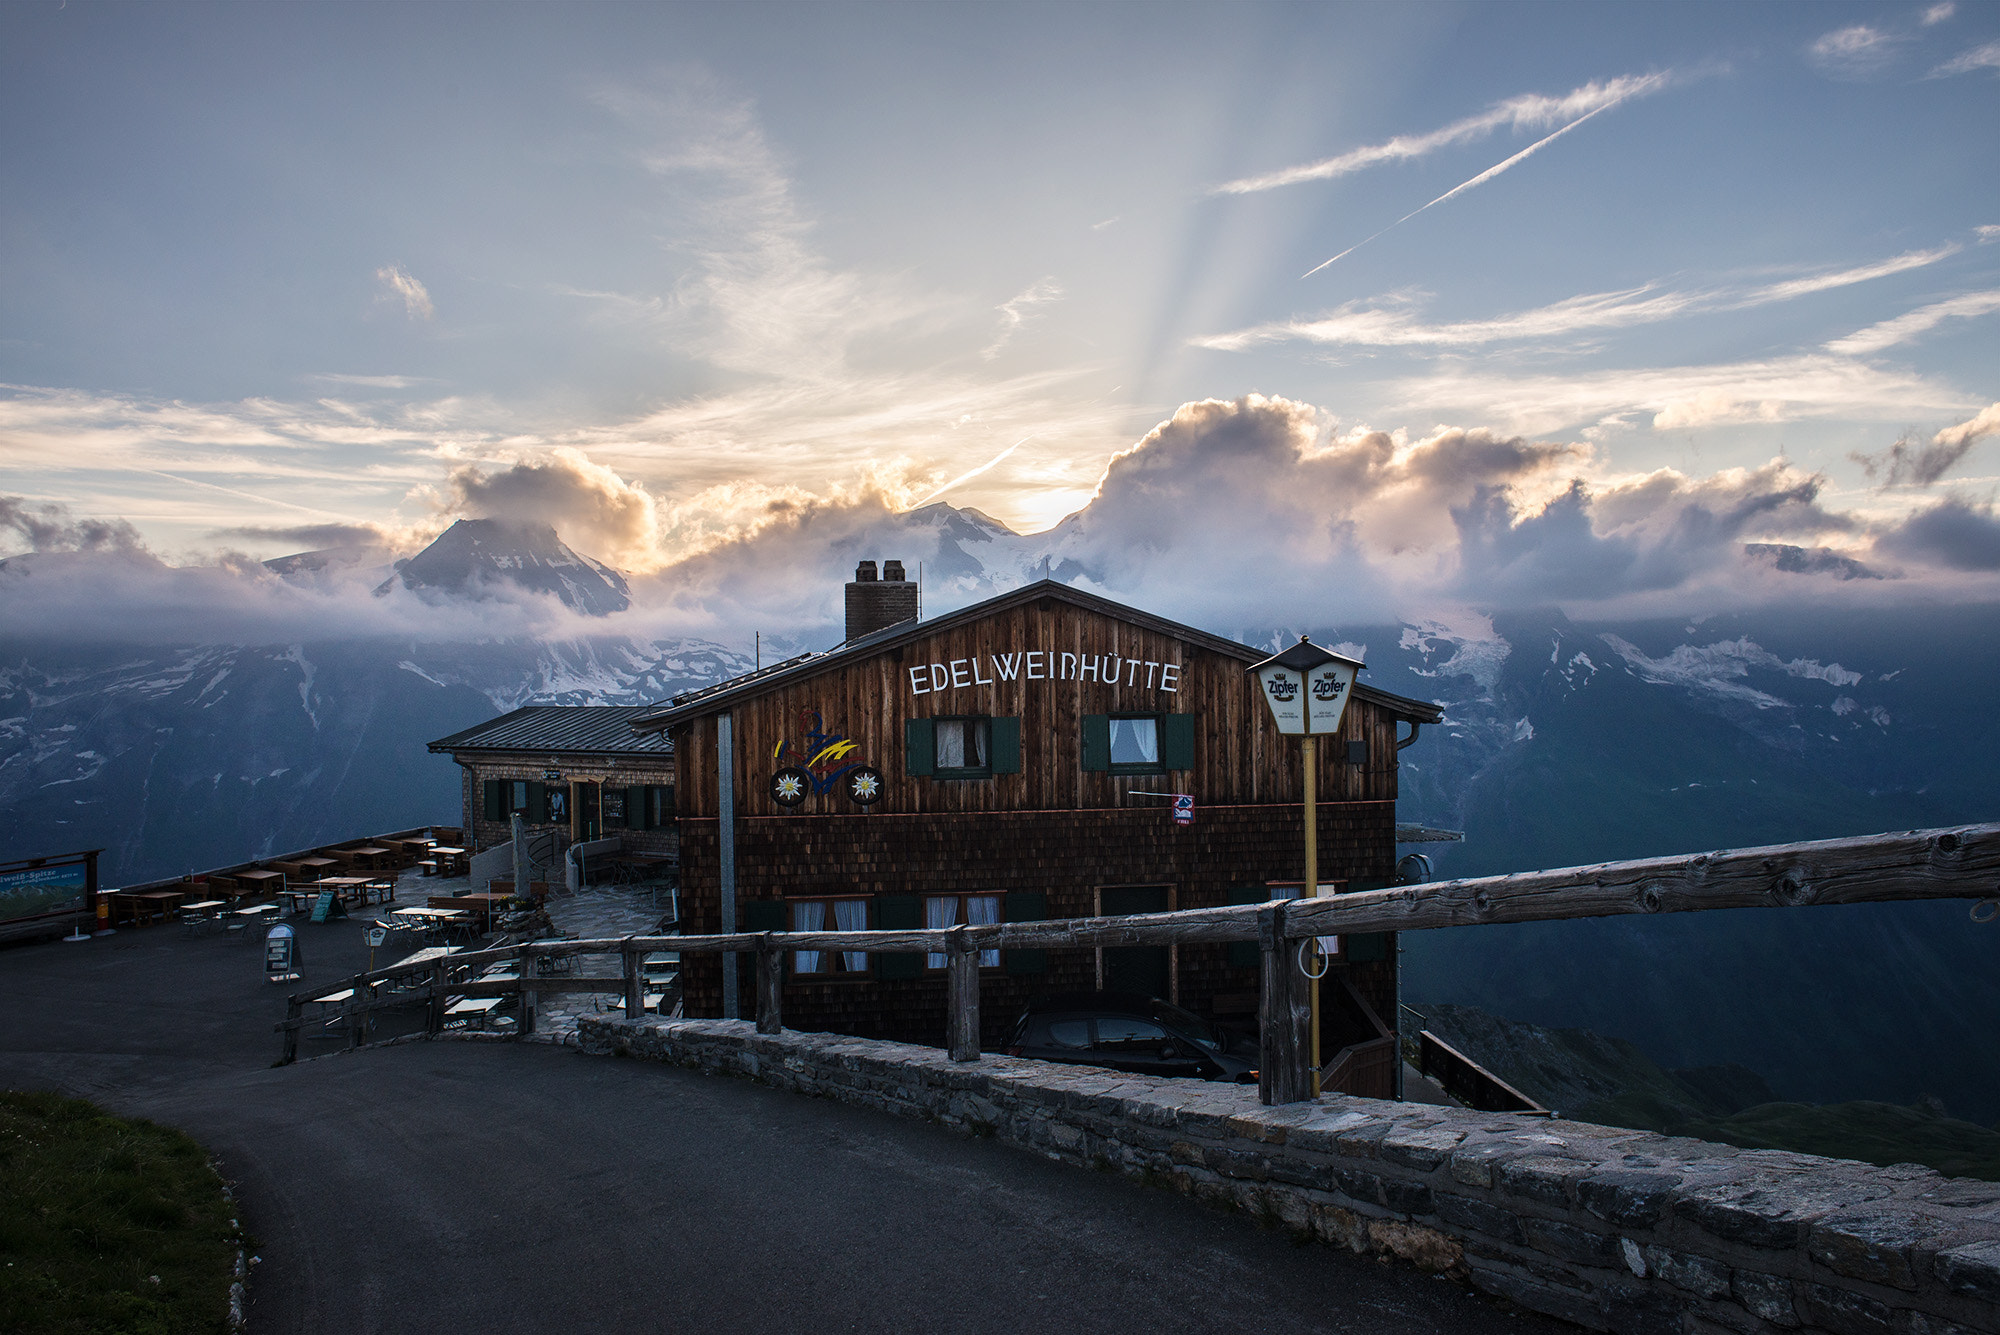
<box><xmin>1302</xmin><ymin>99</ymin><xmax>1624</xmax><ymax>280</ymax></box>
<box><xmin>912</xmin><ymin>435</ymin><xmax>1035</xmax><ymax>508</ymax></box>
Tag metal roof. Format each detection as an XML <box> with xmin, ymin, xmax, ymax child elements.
<box><xmin>631</xmin><ymin>580</ymin><xmax>1445</xmax><ymax>733</ymax></box>
<box><xmin>428</xmin><ymin>705</ymin><xmax>675</xmax><ymax>758</ymax></box>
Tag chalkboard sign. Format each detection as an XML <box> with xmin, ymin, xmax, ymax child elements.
<box><xmin>264</xmin><ymin>923</ymin><xmax>299</xmax><ymax>981</ymax></box>
<box><xmin>310</xmin><ymin>889</ymin><xmax>338</xmax><ymax>923</ymax></box>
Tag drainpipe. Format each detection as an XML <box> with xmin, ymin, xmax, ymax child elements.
<box><xmin>718</xmin><ymin>712</ymin><xmax>738</xmax><ymax>1018</ymax></box>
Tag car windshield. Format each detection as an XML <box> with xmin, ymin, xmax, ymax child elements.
<box><xmin>1149</xmin><ymin>999</ymin><xmax>1224</xmax><ymax>1051</ymax></box>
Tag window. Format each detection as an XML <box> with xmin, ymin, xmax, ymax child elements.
<box><xmin>606</xmin><ymin>784</ymin><xmax>673</xmax><ymax>830</ymax></box>
<box><xmin>934</xmin><ymin>717</ymin><xmax>990</xmax><ymax>777</ymax></box>
<box><xmin>1093</xmin><ymin>1016</ymin><xmax>1175</xmax><ymax>1059</ymax></box>
<box><xmin>483</xmin><ymin>779</ymin><xmax>550</xmax><ymax>822</ymax></box>
<box><xmin>788</xmin><ymin>897</ymin><xmax>870</xmax><ymax>977</ymax></box>
<box><xmin>923</xmin><ymin>893</ymin><xmax>1001</xmax><ymax>969</ymax></box>
<box><xmin>1079</xmin><ymin>714</ymin><xmax>1194</xmax><ymax>773</ymax></box>
<box><xmin>1109</xmin><ymin>716</ymin><xmax>1159</xmax><ymax>769</ymax></box>
<box><xmin>904</xmin><ymin>717</ymin><xmax>1022</xmax><ymax>778</ymax></box>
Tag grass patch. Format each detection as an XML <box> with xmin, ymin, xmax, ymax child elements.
<box><xmin>0</xmin><ymin>1090</ymin><xmax>240</xmax><ymax>1334</ymax></box>
<box><xmin>1666</xmin><ymin>1100</ymin><xmax>2000</xmax><ymax>1182</ymax></box>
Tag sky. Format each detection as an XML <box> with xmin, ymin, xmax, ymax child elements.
<box><xmin>2</xmin><ymin>1</ymin><xmax>1998</xmax><ymax>641</ymax></box>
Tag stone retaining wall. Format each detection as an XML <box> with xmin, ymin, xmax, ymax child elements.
<box><xmin>578</xmin><ymin>1017</ymin><xmax>2000</xmax><ymax>1335</ymax></box>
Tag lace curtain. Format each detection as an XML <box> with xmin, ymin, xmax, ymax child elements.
<box><xmin>925</xmin><ymin>895</ymin><xmax>957</xmax><ymax>969</ymax></box>
<box><xmin>791</xmin><ymin>900</ymin><xmax>822</xmax><ymax>974</ymax></box>
<box><xmin>966</xmin><ymin>894</ymin><xmax>1001</xmax><ymax>967</ymax></box>
<box><xmin>1109</xmin><ymin>717</ymin><xmax>1158</xmax><ymax>765</ymax></box>
<box><xmin>833</xmin><ymin>898</ymin><xmax>868</xmax><ymax>971</ymax></box>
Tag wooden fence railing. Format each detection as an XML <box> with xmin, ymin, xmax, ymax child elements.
<box><xmin>278</xmin><ymin>822</ymin><xmax>2000</xmax><ymax>1104</ymax></box>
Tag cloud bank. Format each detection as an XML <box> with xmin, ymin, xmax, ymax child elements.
<box><xmin>4</xmin><ymin>396</ymin><xmax>1997</xmax><ymax>649</ymax></box>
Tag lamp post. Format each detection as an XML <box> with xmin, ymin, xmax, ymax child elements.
<box><xmin>1247</xmin><ymin>635</ymin><xmax>1363</xmax><ymax>1098</ymax></box>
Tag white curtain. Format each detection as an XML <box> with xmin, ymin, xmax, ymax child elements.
<box><xmin>925</xmin><ymin>895</ymin><xmax>957</xmax><ymax>969</ymax></box>
<box><xmin>792</xmin><ymin>900</ymin><xmax>822</xmax><ymax>974</ymax></box>
<box><xmin>834</xmin><ymin>898</ymin><xmax>868</xmax><ymax>971</ymax></box>
<box><xmin>934</xmin><ymin>720</ymin><xmax>988</xmax><ymax>770</ymax></box>
<box><xmin>966</xmin><ymin>894</ymin><xmax>1001</xmax><ymax>967</ymax></box>
<box><xmin>935</xmin><ymin>721</ymin><xmax>965</xmax><ymax>769</ymax></box>
<box><xmin>1109</xmin><ymin>717</ymin><xmax>1158</xmax><ymax>765</ymax></box>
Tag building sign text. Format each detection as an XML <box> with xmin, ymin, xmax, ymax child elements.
<box><xmin>908</xmin><ymin>651</ymin><xmax>1181</xmax><ymax>696</ymax></box>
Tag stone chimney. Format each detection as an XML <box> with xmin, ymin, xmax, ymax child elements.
<box><xmin>845</xmin><ymin>558</ymin><xmax>917</xmax><ymax>642</ymax></box>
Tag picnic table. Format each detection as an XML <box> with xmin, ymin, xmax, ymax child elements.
<box><xmin>231</xmin><ymin>869</ymin><xmax>286</xmax><ymax>899</ymax></box>
<box><xmin>428</xmin><ymin>846</ymin><xmax>467</xmax><ymax>877</ymax></box>
<box><xmin>338</xmin><ymin>845</ymin><xmax>397</xmax><ymax>872</ymax></box>
<box><xmin>126</xmin><ymin>889</ymin><xmax>186</xmax><ymax>924</ymax></box>
<box><xmin>178</xmin><ymin>898</ymin><xmax>227</xmax><ymax>934</ymax></box>
<box><xmin>292</xmin><ymin>856</ymin><xmax>340</xmax><ymax>881</ymax></box>
<box><xmin>314</xmin><ymin>875</ymin><xmax>373</xmax><ymax>904</ymax></box>
<box><xmin>444</xmin><ymin>996</ymin><xmax>506</xmax><ymax>1029</ymax></box>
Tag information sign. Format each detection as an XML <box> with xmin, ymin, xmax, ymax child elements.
<box><xmin>1171</xmin><ymin>794</ymin><xmax>1194</xmax><ymax>826</ymax></box>
<box><xmin>365</xmin><ymin>925</ymin><xmax>387</xmax><ymax>948</ymax></box>
<box><xmin>310</xmin><ymin>889</ymin><xmax>338</xmax><ymax>923</ymax></box>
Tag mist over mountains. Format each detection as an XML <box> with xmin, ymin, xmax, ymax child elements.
<box><xmin>3</xmin><ymin>408</ymin><xmax>1996</xmax><ymax>1122</ymax></box>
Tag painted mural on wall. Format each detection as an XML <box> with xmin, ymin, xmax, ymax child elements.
<box><xmin>770</xmin><ymin>709</ymin><xmax>883</xmax><ymax>808</ymax></box>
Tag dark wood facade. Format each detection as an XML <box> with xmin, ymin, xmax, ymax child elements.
<box><xmin>427</xmin><ymin>706</ymin><xmax>679</xmax><ymax>861</ymax></box>
<box><xmin>642</xmin><ymin>581</ymin><xmax>1443</xmax><ymax>1085</ymax></box>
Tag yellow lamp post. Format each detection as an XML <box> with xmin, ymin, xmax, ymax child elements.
<box><xmin>1247</xmin><ymin>635</ymin><xmax>1363</xmax><ymax>1097</ymax></box>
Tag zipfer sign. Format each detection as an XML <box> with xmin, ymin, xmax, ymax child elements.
<box><xmin>907</xmin><ymin>650</ymin><xmax>1183</xmax><ymax>696</ymax></box>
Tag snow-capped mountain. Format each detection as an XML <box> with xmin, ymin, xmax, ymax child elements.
<box><xmin>375</xmin><ymin>519</ymin><xmax>632</xmax><ymax>616</ymax></box>
<box><xmin>0</xmin><ymin>636</ymin><xmax>750</xmax><ymax>886</ymax></box>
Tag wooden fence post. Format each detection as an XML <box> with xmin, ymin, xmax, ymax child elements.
<box><xmin>517</xmin><ymin>944</ymin><xmax>536</xmax><ymax>1037</ymax></box>
<box><xmin>347</xmin><ymin>971</ymin><xmax>369</xmax><ymax>1050</ymax></box>
<box><xmin>946</xmin><ymin>925</ymin><xmax>980</xmax><ymax>1061</ymax></box>
<box><xmin>623</xmin><ymin>940</ymin><xmax>645</xmax><ymax>1020</ymax></box>
<box><xmin>1258</xmin><ymin>901</ymin><xmax>1310</xmax><ymax>1105</ymax></box>
<box><xmin>427</xmin><ymin>964</ymin><xmax>447</xmax><ymax>1035</ymax></box>
<box><xmin>281</xmin><ymin>998</ymin><xmax>300</xmax><ymax>1065</ymax></box>
<box><xmin>755</xmin><ymin>934</ymin><xmax>782</xmax><ymax>1035</ymax></box>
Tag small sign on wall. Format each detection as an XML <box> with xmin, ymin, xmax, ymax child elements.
<box><xmin>1172</xmin><ymin>794</ymin><xmax>1194</xmax><ymax>826</ymax></box>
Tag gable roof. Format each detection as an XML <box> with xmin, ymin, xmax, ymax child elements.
<box><xmin>429</xmin><ymin>705</ymin><xmax>675</xmax><ymax>758</ymax></box>
<box><xmin>630</xmin><ymin>579</ymin><xmax>1444</xmax><ymax>734</ymax></box>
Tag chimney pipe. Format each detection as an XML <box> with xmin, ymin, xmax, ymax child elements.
<box><xmin>845</xmin><ymin>557</ymin><xmax>917</xmax><ymax>642</ymax></box>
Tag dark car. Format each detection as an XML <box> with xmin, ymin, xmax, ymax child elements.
<box><xmin>1003</xmin><ymin>991</ymin><xmax>1258</xmax><ymax>1083</ymax></box>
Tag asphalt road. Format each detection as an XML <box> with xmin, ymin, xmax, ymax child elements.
<box><xmin>0</xmin><ymin>916</ymin><xmax>1568</xmax><ymax>1334</ymax></box>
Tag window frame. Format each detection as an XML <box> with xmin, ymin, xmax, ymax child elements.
<box><xmin>920</xmin><ymin>891</ymin><xmax>1005</xmax><ymax>971</ymax></box>
<box><xmin>785</xmin><ymin>894</ymin><xmax>873</xmax><ymax>979</ymax></box>
<box><xmin>1107</xmin><ymin>713</ymin><xmax>1166</xmax><ymax>775</ymax></box>
<box><xmin>930</xmin><ymin>715</ymin><xmax>994</xmax><ymax>779</ymax></box>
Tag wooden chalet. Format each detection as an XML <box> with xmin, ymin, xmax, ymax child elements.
<box><xmin>630</xmin><ymin>563</ymin><xmax>1445</xmax><ymax>1096</ymax></box>
<box><xmin>427</xmin><ymin>706</ymin><xmax>677</xmax><ymax>859</ymax></box>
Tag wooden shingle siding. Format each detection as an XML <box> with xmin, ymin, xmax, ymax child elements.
<box><xmin>676</xmin><ymin>799</ymin><xmax>1395</xmax><ymax>1045</ymax></box>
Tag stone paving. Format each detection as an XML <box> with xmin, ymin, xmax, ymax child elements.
<box><xmin>528</xmin><ymin>882</ymin><xmax>675</xmax><ymax>1039</ymax></box>
<box><xmin>348</xmin><ymin>867</ymin><xmax>671</xmax><ymax>1042</ymax></box>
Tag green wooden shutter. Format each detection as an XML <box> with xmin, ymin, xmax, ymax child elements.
<box><xmin>874</xmin><ymin>893</ymin><xmax>921</xmax><ymax>979</ymax></box>
<box><xmin>740</xmin><ymin>900</ymin><xmax>785</xmax><ymax>932</ymax></box>
<box><xmin>1226</xmin><ymin>884</ymin><xmax>1266</xmax><ymax>969</ymax></box>
<box><xmin>990</xmin><ymin>716</ymin><xmax>1021</xmax><ymax>775</ymax></box>
<box><xmin>626</xmin><ymin>785</ymin><xmax>646</xmax><ymax>830</ymax></box>
<box><xmin>482</xmin><ymin>780</ymin><xmax>503</xmax><ymax>821</ymax></box>
<box><xmin>904</xmin><ymin>718</ymin><xmax>935</xmax><ymax>777</ymax></box>
<box><xmin>526</xmin><ymin>781</ymin><xmax>547</xmax><ymax>823</ymax></box>
<box><xmin>1160</xmin><ymin>713</ymin><xmax>1195</xmax><ymax>771</ymax></box>
<box><xmin>658</xmin><ymin>785</ymin><xmax>676</xmax><ymax>821</ymax></box>
<box><xmin>1080</xmin><ymin>714</ymin><xmax>1110</xmax><ymax>772</ymax></box>
<box><xmin>1004</xmin><ymin>890</ymin><xmax>1047</xmax><ymax>976</ymax></box>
